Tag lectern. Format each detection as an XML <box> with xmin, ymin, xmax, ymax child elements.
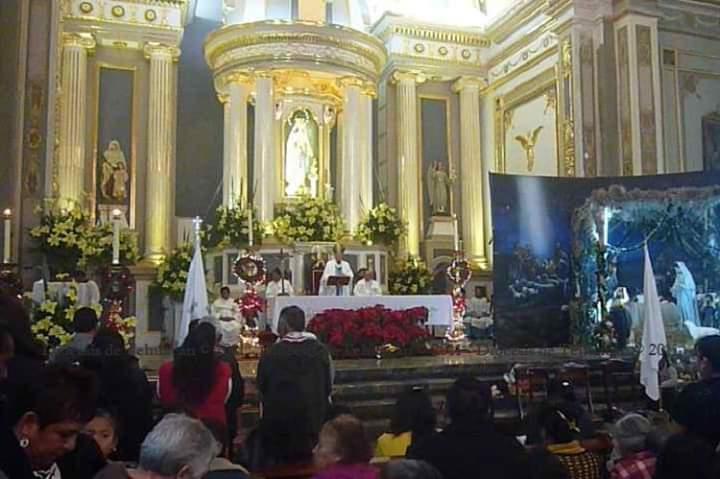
<box><xmin>327</xmin><ymin>275</ymin><xmax>350</xmax><ymax>296</ymax></box>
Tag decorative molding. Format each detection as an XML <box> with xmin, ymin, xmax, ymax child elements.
<box><xmin>64</xmin><ymin>0</ymin><xmax>186</xmax><ymax>32</ymax></box>
<box><xmin>487</xmin><ymin>33</ymin><xmax>558</xmax><ymax>87</ymax></box>
<box><xmin>205</xmin><ymin>22</ymin><xmax>387</xmax><ymax>85</ymax></box>
<box><xmin>374</xmin><ymin>20</ymin><xmax>490</xmax><ymax>48</ymax></box>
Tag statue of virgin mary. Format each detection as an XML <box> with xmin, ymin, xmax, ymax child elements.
<box><xmin>671</xmin><ymin>261</ymin><xmax>700</xmax><ymax>326</ymax></box>
<box><xmin>284</xmin><ymin>113</ymin><xmax>316</xmax><ymax>197</ymax></box>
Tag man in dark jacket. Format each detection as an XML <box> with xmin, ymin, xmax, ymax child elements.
<box><xmin>408</xmin><ymin>376</ymin><xmax>531</xmax><ymax>479</ymax></box>
<box><xmin>256</xmin><ymin>306</ymin><xmax>331</xmax><ymax>436</ymax></box>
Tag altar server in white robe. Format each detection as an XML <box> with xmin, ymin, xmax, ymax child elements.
<box><xmin>354</xmin><ymin>269</ymin><xmax>382</xmax><ymax>297</ymax></box>
<box><xmin>211</xmin><ymin>286</ymin><xmax>242</xmax><ymax>346</ymax></box>
<box><xmin>266</xmin><ymin>268</ymin><xmax>294</xmax><ymax>297</ymax></box>
<box><xmin>319</xmin><ymin>247</ymin><xmax>354</xmax><ymax>296</ymax></box>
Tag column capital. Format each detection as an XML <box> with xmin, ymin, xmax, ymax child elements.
<box><xmin>62</xmin><ymin>32</ymin><xmax>96</xmax><ymax>51</ymax></box>
<box><xmin>337</xmin><ymin>76</ymin><xmax>377</xmax><ymax>97</ymax></box>
<box><xmin>451</xmin><ymin>76</ymin><xmax>487</xmax><ymax>93</ymax></box>
<box><xmin>390</xmin><ymin>70</ymin><xmax>427</xmax><ymax>86</ymax></box>
<box><xmin>143</xmin><ymin>42</ymin><xmax>181</xmax><ymax>61</ymax></box>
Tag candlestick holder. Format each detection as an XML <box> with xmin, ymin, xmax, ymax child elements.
<box><xmin>445</xmin><ymin>250</ymin><xmax>472</xmax><ymax>342</ymax></box>
<box><xmin>0</xmin><ymin>263</ymin><xmax>22</xmax><ymax>298</ymax></box>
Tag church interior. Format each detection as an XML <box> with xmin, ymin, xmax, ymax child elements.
<box><xmin>3</xmin><ymin>0</ymin><xmax>720</xmax><ymax>450</ymax></box>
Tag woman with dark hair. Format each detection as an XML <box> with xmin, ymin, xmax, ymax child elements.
<box><xmin>0</xmin><ymin>293</ymin><xmax>46</xmax><ymax>409</ymax></box>
<box><xmin>313</xmin><ymin>415</ymin><xmax>377</xmax><ymax>479</ymax></box>
<box><xmin>0</xmin><ymin>365</ymin><xmax>102</xmax><ymax>478</ymax></box>
<box><xmin>537</xmin><ymin>404</ymin><xmax>601</xmax><ymax>479</ymax></box>
<box><xmin>158</xmin><ymin>321</ymin><xmax>231</xmax><ymax>427</ymax></box>
<box><xmin>375</xmin><ymin>387</ymin><xmax>437</xmax><ymax>458</ymax></box>
<box><xmin>81</xmin><ymin>329</ymin><xmax>153</xmax><ymax>462</ymax></box>
<box><xmin>240</xmin><ymin>381</ymin><xmax>316</xmax><ymax>472</ymax></box>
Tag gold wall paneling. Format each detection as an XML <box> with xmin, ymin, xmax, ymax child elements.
<box><xmin>92</xmin><ymin>63</ymin><xmax>139</xmax><ymax>229</ymax></box>
<box><xmin>494</xmin><ymin>68</ymin><xmax>559</xmax><ymax>174</ymax></box>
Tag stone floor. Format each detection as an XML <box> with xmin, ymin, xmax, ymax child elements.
<box><xmin>139</xmin><ymin>345</ymin><xmax>638</xmax><ymax>438</ymax></box>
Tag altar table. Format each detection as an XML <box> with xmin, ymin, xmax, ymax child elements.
<box><xmin>269</xmin><ymin>295</ymin><xmax>453</xmax><ymax>333</ymax></box>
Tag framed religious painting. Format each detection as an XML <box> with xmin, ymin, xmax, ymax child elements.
<box><xmin>702</xmin><ymin>113</ymin><xmax>720</xmax><ymax>171</ymax></box>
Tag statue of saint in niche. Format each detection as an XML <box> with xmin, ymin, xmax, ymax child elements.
<box><xmin>284</xmin><ymin>110</ymin><xmax>318</xmax><ymax>197</ymax></box>
<box><xmin>101</xmin><ymin>140</ymin><xmax>129</xmax><ymax>201</ymax></box>
<box><xmin>427</xmin><ymin>161</ymin><xmax>451</xmax><ymax>215</ymax></box>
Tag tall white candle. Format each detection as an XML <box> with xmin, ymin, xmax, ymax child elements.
<box><xmin>248</xmin><ymin>206</ymin><xmax>254</xmax><ymax>247</ymax></box>
<box><xmin>3</xmin><ymin>209</ymin><xmax>11</xmax><ymax>264</ymax></box>
<box><xmin>111</xmin><ymin>209</ymin><xmax>122</xmax><ymax>265</ymax></box>
<box><xmin>453</xmin><ymin>214</ymin><xmax>460</xmax><ymax>252</ymax></box>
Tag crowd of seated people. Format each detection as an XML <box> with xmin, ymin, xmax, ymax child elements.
<box><xmin>3</xmin><ymin>291</ymin><xmax>720</xmax><ymax>479</ymax></box>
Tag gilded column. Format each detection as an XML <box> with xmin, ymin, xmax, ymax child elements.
<box><xmin>340</xmin><ymin>79</ymin><xmax>373</xmax><ymax>233</ymax></box>
<box><xmin>254</xmin><ymin>74</ymin><xmax>275</xmax><ymax>223</ymax></box>
<box><xmin>57</xmin><ymin>33</ymin><xmax>94</xmax><ymax>207</ymax></box>
<box><xmin>144</xmin><ymin>43</ymin><xmax>180</xmax><ymax>262</ymax></box>
<box><xmin>452</xmin><ymin>77</ymin><xmax>488</xmax><ymax>270</ymax></box>
<box><xmin>393</xmin><ymin>71</ymin><xmax>424</xmax><ymax>257</ymax></box>
<box><xmin>223</xmin><ymin>74</ymin><xmax>250</xmax><ymax>208</ymax></box>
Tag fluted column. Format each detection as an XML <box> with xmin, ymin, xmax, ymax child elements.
<box><xmin>453</xmin><ymin>77</ymin><xmax>488</xmax><ymax>270</ymax></box>
<box><xmin>57</xmin><ymin>33</ymin><xmax>94</xmax><ymax>207</ymax></box>
<box><xmin>254</xmin><ymin>75</ymin><xmax>275</xmax><ymax>223</ymax></box>
<box><xmin>144</xmin><ymin>43</ymin><xmax>180</xmax><ymax>262</ymax></box>
<box><xmin>223</xmin><ymin>74</ymin><xmax>250</xmax><ymax>208</ymax></box>
<box><xmin>340</xmin><ymin>79</ymin><xmax>373</xmax><ymax>233</ymax></box>
<box><xmin>393</xmin><ymin>71</ymin><xmax>424</xmax><ymax>257</ymax></box>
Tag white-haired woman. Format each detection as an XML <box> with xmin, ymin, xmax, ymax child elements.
<box><xmin>129</xmin><ymin>414</ymin><xmax>220</xmax><ymax>479</ymax></box>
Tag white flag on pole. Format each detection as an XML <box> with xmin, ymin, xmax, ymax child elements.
<box><xmin>639</xmin><ymin>244</ymin><xmax>667</xmax><ymax>401</ymax></box>
<box><xmin>176</xmin><ymin>218</ymin><xmax>209</xmax><ymax>347</ymax></box>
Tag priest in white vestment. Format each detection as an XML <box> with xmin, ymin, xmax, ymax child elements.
<box><xmin>354</xmin><ymin>269</ymin><xmax>382</xmax><ymax>297</ymax></box>
<box><xmin>266</xmin><ymin>268</ymin><xmax>294</xmax><ymax>297</ymax></box>
<box><xmin>319</xmin><ymin>248</ymin><xmax>354</xmax><ymax>296</ymax></box>
<box><xmin>211</xmin><ymin>286</ymin><xmax>242</xmax><ymax>347</ymax></box>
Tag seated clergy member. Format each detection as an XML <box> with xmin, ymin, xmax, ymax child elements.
<box><xmin>266</xmin><ymin>268</ymin><xmax>294</xmax><ymax>297</ymax></box>
<box><xmin>319</xmin><ymin>246</ymin><xmax>354</xmax><ymax>296</ymax></box>
<box><xmin>354</xmin><ymin>269</ymin><xmax>382</xmax><ymax>297</ymax></box>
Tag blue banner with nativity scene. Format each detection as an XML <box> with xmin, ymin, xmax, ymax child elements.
<box><xmin>490</xmin><ymin>171</ymin><xmax>720</xmax><ymax>349</ymax></box>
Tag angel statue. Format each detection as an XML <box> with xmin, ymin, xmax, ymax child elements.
<box><xmin>101</xmin><ymin>140</ymin><xmax>129</xmax><ymax>201</ymax></box>
<box><xmin>515</xmin><ymin>126</ymin><xmax>544</xmax><ymax>172</ymax></box>
<box><xmin>285</xmin><ymin>113</ymin><xmax>316</xmax><ymax>197</ymax></box>
<box><xmin>427</xmin><ymin>161</ymin><xmax>451</xmax><ymax>215</ymax></box>
<box><xmin>671</xmin><ymin>261</ymin><xmax>700</xmax><ymax>327</ymax></box>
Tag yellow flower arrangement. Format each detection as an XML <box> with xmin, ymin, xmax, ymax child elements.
<box><xmin>389</xmin><ymin>256</ymin><xmax>433</xmax><ymax>296</ymax></box>
<box><xmin>272</xmin><ymin>194</ymin><xmax>344</xmax><ymax>244</ymax></box>
<box><xmin>357</xmin><ymin>203</ymin><xmax>405</xmax><ymax>246</ymax></box>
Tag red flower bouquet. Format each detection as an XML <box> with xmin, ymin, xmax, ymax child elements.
<box><xmin>238</xmin><ymin>289</ymin><xmax>264</xmax><ymax>327</ymax></box>
<box><xmin>308</xmin><ymin>306</ymin><xmax>431</xmax><ymax>358</ymax></box>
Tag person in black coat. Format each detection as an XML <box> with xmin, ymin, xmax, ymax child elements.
<box><xmin>408</xmin><ymin>376</ymin><xmax>531</xmax><ymax>479</ymax></box>
<box><xmin>81</xmin><ymin>328</ymin><xmax>154</xmax><ymax>462</ymax></box>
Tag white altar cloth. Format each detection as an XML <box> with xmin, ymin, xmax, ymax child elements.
<box><xmin>269</xmin><ymin>295</ymin><xmax>453</xmax><ymax>333</ymax></box>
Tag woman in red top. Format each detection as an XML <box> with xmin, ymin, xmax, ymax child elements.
<box><xmin>158</xmin><ymin>321</ymin><xmax>231</xmax><ymax>427</ymax></box>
